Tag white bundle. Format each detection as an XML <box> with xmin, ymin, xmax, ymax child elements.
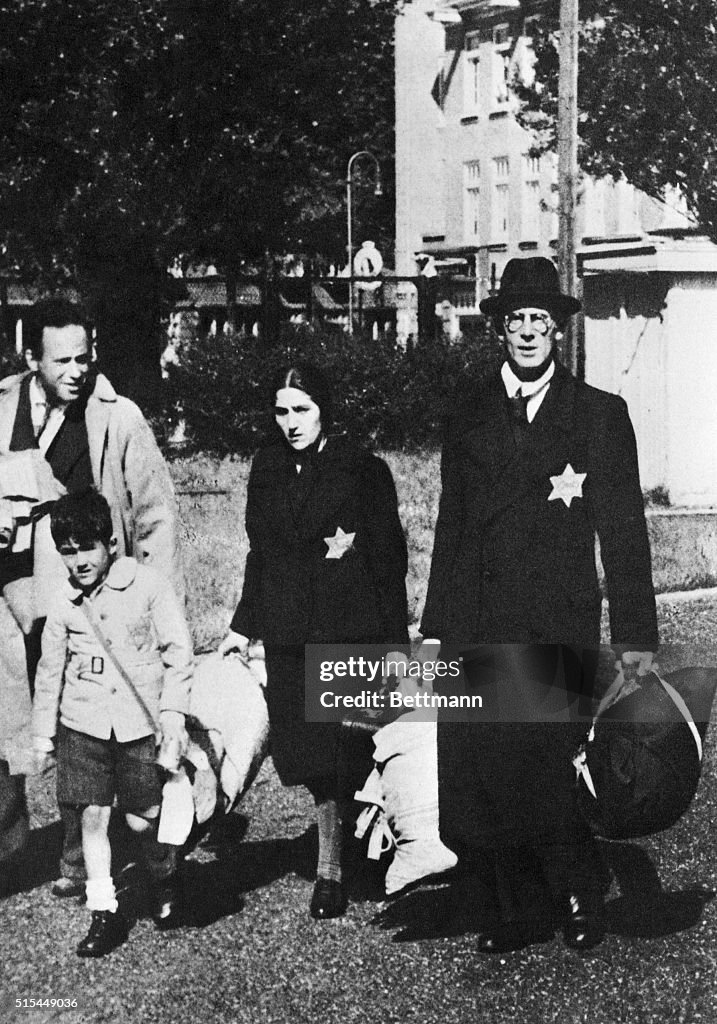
<box><xmin>188</xmin><ymin>651</ymin><xmax>269</xmax><ymax>811</ymax></box>
<box><xmin>355</xmin><ymin>712</ymin><xmax>457</xmax><ymax>896</ymax></box>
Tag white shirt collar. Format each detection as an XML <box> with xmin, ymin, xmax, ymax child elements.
<box><xmin>501</xmin><ymin>359</ymin><xmax>555</xmax><ymax>399</ymax></box>
<box><xmin>29</xmin><ymin>374</ymin><xmax>67</xmax><ymax>449</ymax></box>
<box><xmin>29</xmin><ymin>373</ymin><xmax>48</xmax><ymax>414</ymax></box>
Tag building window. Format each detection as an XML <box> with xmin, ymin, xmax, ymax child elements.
<box><xmin>464</xmin><ymin>160</ymin><xmax>481</xmax><ymax>241</ymax></box>
<box><xmin>523</xmin><ymin>15</ymin><xmax>541</xmax><ymax>38</ymax></box>
<box><xmin>582</xmin><ymin>177</ymin><xmax>607</xmax><ymax>238</ymax></box>
<box><xmin>492</xmin><ymin>156</ymin><xmax>510</xmax><ymax>240</ymax></box>
<box><xmin>463</xmin><ymin>30</ymin><xmax>481</xmax><ymax>116</ymax></box>
<box><xmin>522</xmin><ymin>154</ymin><xmax>541</xmax><ymax>241</ymax></box>
<box><xmin>493</xmin><ymin>23</ymin><xmax>512</xmax><ymax>108</ymax></box>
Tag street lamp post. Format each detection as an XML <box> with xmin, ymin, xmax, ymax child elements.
<box><xmin>346</xmin><ymin>150</ymin><xmax>382</xmax><ymax>336</ymax></box>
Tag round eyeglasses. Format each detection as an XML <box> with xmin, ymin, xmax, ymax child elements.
<box><xmin>504</xmin><ymin>312</ymin><xmax>553</xmax><ymax>335</ymax></box>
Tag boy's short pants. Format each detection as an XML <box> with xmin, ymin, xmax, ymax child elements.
<box><xmin>56</xmin><ymin>724</ymin><xmax>162</xmax><ymax>812</ymax></box>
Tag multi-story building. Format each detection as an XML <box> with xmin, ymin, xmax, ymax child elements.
<box><xmin>396</xmin><ymin>0</ymin><xmax>717</xmax><ymax>507</ymax></box>
<box><xmin>396</xmin><ymin>0</ymin><xmax>689</xmax><ymax>307</ymax></box>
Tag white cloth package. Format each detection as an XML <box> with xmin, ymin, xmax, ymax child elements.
<box><xmin>356</xmin><ymin>712</ymin><xmax>458</xmax><ymax>896</ymax></box>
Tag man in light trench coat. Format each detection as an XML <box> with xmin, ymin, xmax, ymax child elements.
<box><xmin>0</xmin><ymin>297</ymin><xmax>183</xmax><ymax>896</ymax></box>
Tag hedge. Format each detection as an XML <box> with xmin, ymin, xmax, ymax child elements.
<box><xmin>164</xmin><ymin>321</ymin><xmax>501</xmax><ymax>455</ymax></box>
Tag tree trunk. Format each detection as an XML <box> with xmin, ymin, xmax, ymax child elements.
<box><xmin>82</xmin><ymin>254</ymin><xmax>164</xmax><ymax>413</ymax></box>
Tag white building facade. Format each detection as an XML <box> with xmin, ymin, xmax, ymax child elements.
<box><xmin>396</xmin><ymin>0</ymin><xmax>717</xmax><ymax>506</ymax></box>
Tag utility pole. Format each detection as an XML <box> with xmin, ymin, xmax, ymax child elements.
<box><xmin>557</xmin><ymin>0</ymin><xmax>579</xmax><ymax>374</ymax></box>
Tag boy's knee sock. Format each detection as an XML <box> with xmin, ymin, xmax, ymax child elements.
<box><xmin>316</xmin><ymin>797</ymin><xmax>343</xmax><ymax>884</ymax></box>
<box><xmin>85</xmin><ymin>877</ymin><xmax>118</xmax><ymax>913</ymax></box>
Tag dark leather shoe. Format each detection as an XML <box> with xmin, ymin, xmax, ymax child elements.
<box><xmin>561</xmin><ymin>893</ymin><xmax>605</xmax><ymax>952</ymax></box>
<box><xmin>310</xmin><ymin>878</ymin><xmax>348</xmax><ymax>920</ymax></box>
<box><xmin>52</xmin><ymin>876</ymin><xmax>86</xmax><ymax>899</ymax></box>
<box><xmin>151</xmin><ymin>877</ymin><xmax>183</xmax><ymax>930</ymax></box>
<box><xmin>477</xmin><ymin>918</ymin><xmax>555</xmax><ymax>954</ymax></box>
<box><xmin>77</xmin><ymin>910</ymin><xmax>128</xmax><ymax>957</ymax></box>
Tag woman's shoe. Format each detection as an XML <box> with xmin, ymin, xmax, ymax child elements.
<box><xmin>310</xmin><ymin>878</ymin><xmax>348</xmax><ymax>920</ymax></box>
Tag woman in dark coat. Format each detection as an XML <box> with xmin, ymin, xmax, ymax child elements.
<box><xmin>220</xmin><ymin>362</ymin><xmax>409</xmax><ymax>919</ymax></box>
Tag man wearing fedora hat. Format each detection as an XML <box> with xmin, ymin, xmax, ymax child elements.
<box><xmin>421</xmin><ymin>257</ymin><xmax>657</xmax><ymax>952</ymax></box>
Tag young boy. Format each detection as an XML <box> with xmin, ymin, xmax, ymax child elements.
<box><xmin>33</xmin><ymin>489</ymin><xmax>193</xmax><ymax>957</ymax></box>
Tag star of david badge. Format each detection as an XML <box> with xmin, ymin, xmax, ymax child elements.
<box><xmin>324</xmin><ymin>526</ymin><xmax>356</xmax><ymax>559</ymax></box>
<box><xmin>548</xmin><ymin>463</ymin><xmax>586</xmax><ymax>508</ymax></box>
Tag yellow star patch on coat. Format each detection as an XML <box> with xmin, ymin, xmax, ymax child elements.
<box><xmin>324</xmin><ymin>526</ymin><xmax>356</xmax><ymax>559</ymax></box>
<box><xmin>548</xmin><ymin>463</ymin><xmax>586</xmax><ymax>508</ymax></box>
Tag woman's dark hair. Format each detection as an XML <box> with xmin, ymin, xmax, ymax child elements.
<box><xmin>50</xmin><ymin>489</ymin><xmax>113</xmax><ymax>548</ymax></box>
<box><xmin>271</xmin><ymin>362</ymin><xmax>333</xmax><ymax>428</ymax></box>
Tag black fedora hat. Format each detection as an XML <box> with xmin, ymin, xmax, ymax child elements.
<box><xmin>480</xmin><ymin>257</ymin><xmax>581</xmax><ymax>319</ymax></box>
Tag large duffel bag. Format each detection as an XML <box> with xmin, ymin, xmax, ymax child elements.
<box><xmin>573</xmin><ymin>667</ymin><xmax>717</xmax><ymax>840</ymax></box>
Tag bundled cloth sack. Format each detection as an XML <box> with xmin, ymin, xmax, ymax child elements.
<box><xmin>0</xmin><ymin>596</ymin><xmax>34</xmax><ymax>775</ymax></box>
<box><xmin>574</xmin><ymin>666</ymin><xmax>717</xmax><ymax>840</ymax></box>
<box><xmin>0</xmin><ymin>449</ymin><xmax>67</xmax><ymax>628</ymax></box>
<box><xmin>157</xmin><ymin>651</ymin><xmax>269</xmax><ymax>845</ymax></box>
<box><xmin>355</xmin><ymin>711</ymin><xmax>457</xmax><ymax>896</ymax></box>
<box><xmin>0</xmin><ymin>449</ymin><xmax>64</xmax><ymax>549</ymax></box>
<box><xmin>187</xmin><ymin>651</ymin><xmax>269</xmax><ymax>814</ymax></box>
<box><xmin>0</xmin><ymin>451</ymin><xmax>67</xmax><ymax>775</ymax></box>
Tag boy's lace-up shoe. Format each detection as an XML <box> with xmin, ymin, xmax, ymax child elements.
<box><xmin>76</xmin><ymin>910</ymin><xmax>128</xmax><ymax>957</ymax></box>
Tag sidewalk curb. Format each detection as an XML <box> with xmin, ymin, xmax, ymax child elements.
<box><xmin>599</xmin><ymin>587</ymin><xmax>717</xmax><ymax>611</ymax></box>
<box><xmin>655</xmin><ymin>586</ymin><xmax>717</xmax><ymax>604</ymax></box>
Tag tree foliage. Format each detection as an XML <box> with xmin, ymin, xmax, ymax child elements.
<box><xmin>518</xmin><ymin>0</ymin><xmax>717</xmax><ymax>241</ymax></box>
<box><xmin>0</xmin><ymin>0</ymin><xmax>398</xmax><ymax>276</ymax></box>
<box><xmin>0</xmin><ymin>1</ymin><xmax>398</xmax><ymax>400</ymax></box>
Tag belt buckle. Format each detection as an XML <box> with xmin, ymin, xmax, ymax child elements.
<box><xmin>91</xmin><ymin>655</ymin><xmax>104</xmax><ymax>674</ymax></box>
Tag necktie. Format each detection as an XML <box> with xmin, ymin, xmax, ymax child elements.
<box><xmin>509</xmin><ymin>388</ymin><xmax>529</xmax><ymax>425</ymax></box>
<box><xmin>507</xmin><ymin>387</ymin><xmax>530</xmax><ymax>447</ymax></box>
<box><xmin>34</xmin><ymin>401</ymin><xmax>49</xmax><ymax>438</ymax></box>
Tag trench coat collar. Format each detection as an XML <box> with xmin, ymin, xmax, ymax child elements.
<box><xmin>0</xmin><ymin>371</ymin><xmax>118</xmax><ymax>487</ymax></box>
<box><xmin>468</xmin><ymin>362</ymin><xmax>578</xmax><ymax>524</ymax></box>
<box><xmin>0</xmin><ymin>372</ymin><xmax>29</xmax><ymax>452</ymax></box>
<box><xmin>84</xmin><ymin>373</ymin><xmax>118</xmax><ymax>489</ymax></box>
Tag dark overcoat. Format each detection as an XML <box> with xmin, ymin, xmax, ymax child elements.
<box><xmin>421</xmin><ymin>362</ymin><xmax>658</xmax><ymax>849</ymax></box>
<box><xmin>232</xmin><ymin>436</ymin><xmax>409</xmax><ymax>786</ymax></box>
